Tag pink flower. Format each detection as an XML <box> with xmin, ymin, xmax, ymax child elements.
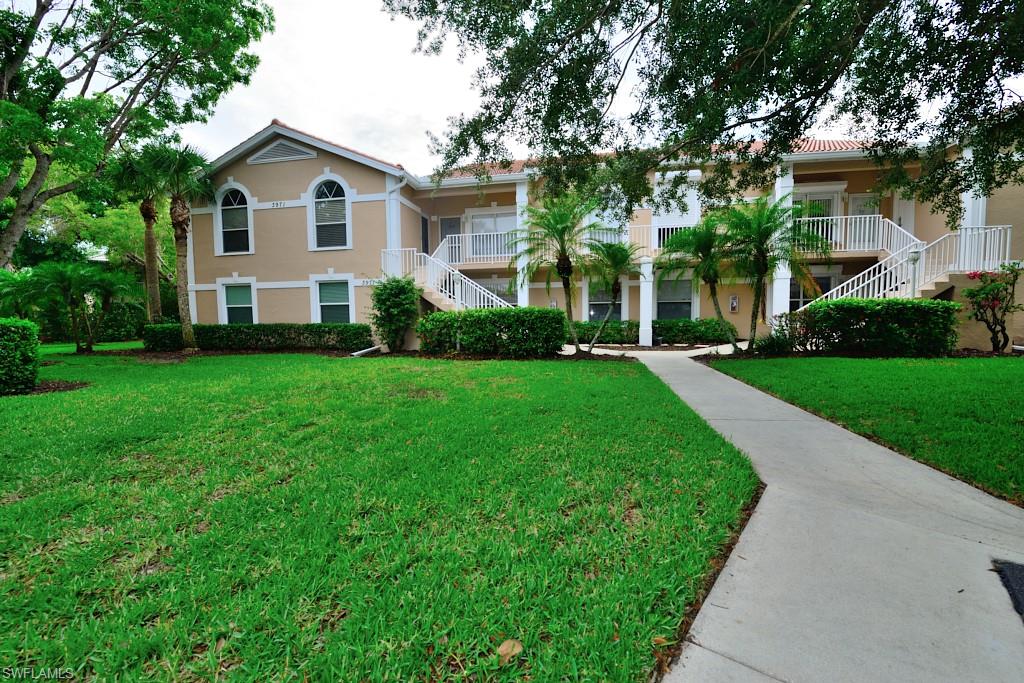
<box><xmin>967</xmin><ymin>271</ymin><xmax>981</xmax><ymax>280</ymax></box>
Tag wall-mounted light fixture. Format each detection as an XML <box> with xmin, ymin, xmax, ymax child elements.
<box><xmin>729</xmin><ymin>295</ymin><xmax>739</xmax><ymax>313</ymax></box>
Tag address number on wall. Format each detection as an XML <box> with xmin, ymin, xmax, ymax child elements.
<box><xmin>268</xmin><ymin>201</ymin><xmax>288</xmax><ymax>209</ymax></box>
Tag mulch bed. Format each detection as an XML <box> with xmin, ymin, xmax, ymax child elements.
<box><xmin>87</xmin><ymin>348</ymin><xmax>637</xmax><ymax>363</ymax></box>
<box><xmin>29</xmin><ymin>380</ymin><xmax>90</xmax><ymax>395</ymax></box>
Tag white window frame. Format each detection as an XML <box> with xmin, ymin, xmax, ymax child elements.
<box><xmin>654</xmin><ymin>271</ymin><xmax>696</xmax><ymax>320</ymax></box>
<box><xmin>213</xmin><ymin>182</ymin><xmax>255</xmax><ymax>256</ymax></box>
<box><xmin>462</xmin><ymin>206</ymin><xmax>517</xmax><ymax>234</ymax></box>
<box><xmin>309</xmin><ymin>272</ymin><xmax>356</xmax><ymax>323</ymax></box>
<box><xmin>304</xmin><ymin>171</ymin><xmax>354</xmax><ymax>252</ymax></box>
<box><xmin>216</xmin><ymin>276</ymin><xmax>258</xmax><ymax>324</ymax></box>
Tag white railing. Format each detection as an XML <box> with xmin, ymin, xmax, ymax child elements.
<box><xmin>800</xmin><ymin>244</ymin><xmax>917</xmax><ymax>308</ymax></box>
<box><xmin>793</xmin><ymin>215</ymin><xmax>921</xmax><ymax>255</ymax></box>
<box><xmin>628</xmin><ymin>224</ymin><xmax>694</xmax><ymax>256</ymax></box>
<box><xmin>382</xmin><ymin>248</ymin><xmax>512</xmax><ymax>309</ymax></box>
<box><xmin>433</xmin><ymin>232</ymin><xmax>517</xmax><ymax>265</ymax></box>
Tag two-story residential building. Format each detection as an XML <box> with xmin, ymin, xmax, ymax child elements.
<box><xmin>188</xmin><ymin>120</ymin><xmax>1021</xmax><ymax>345</ymax></box>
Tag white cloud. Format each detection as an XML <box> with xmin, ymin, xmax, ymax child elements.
<box><xmin>178</xmin><ymin>1</ymin><xmax>483</xmax><ymax>175</ymax></box>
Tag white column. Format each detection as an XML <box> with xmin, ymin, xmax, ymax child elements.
<box><xmin>768</xmin><ymin>164</ymin><xmax>794</xmax><ymax>321</ymax></box>
<box><xmin>515</xmin><ymin>180</ymin><xmax>530</xmax><ymax>307</ymax></box>
<box><xmin>959</xmin><ymin>148</ymin><xmax>988</xmax><ymax>228</ymax></box>
<box><xmin>620</xmin><ymin>277</ymin><xmax>630</xmax><ymax>320</ymax></box>
<box><xmin>639</xmin><ymin>257</ymin><xmax>654</xmax><ymax>346</ymax></box>
<box><xmin>385</xmin><ymin>175</ymin><xmax>402</xmax><ymax>251</ymax></box>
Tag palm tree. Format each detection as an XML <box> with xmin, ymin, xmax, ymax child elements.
<box><xmin>0</xmin><ymin>269</ymin><xmax>37</xmax><ymax>319</ymax></box>
<box><xmin>583</xmin><ymin>241</ymin><xmax>641</xmax><ymax>349</ymax></box>
<box><xmin>154</xmin><ymin>145</ymin><xmax>213</xmax><ymax>351</ymax></box>
<box><xmin>657</xmin><ymin>215</ymin><xmax>740</xmax><ymax>353</ymax></box>
<box><xmin>109</xmin><ymin>145</ymin><xmax>168</xmax><ymax>322</ymax></box>
<box><xmin>725</xmin><ymin>195</ymin><xmax>831</xmax><ymax>347</ymax></box>
<box><xmin>510</xmin><ymin>193</ymin><xmax>602</xmax><ymax>354</ymax></box>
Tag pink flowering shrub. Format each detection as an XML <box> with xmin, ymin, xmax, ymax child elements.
<box><xmin>962</xmin><ymin>262</ymin><xmax>1024</xmax><ymax>352</ymax></box>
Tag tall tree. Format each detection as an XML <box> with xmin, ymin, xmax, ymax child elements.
<box><xmin>108</xmin><ymin>144</ymin><xmax>169</xmax><ymax>321</ymax></box>
<box><xmin>0</xmin><ymin>0</ymin><xmax>274</xmax><ymax>268</ymax></box>
<box><xmin>512</xmin><ymin>193</ymin><xmax>600</xmax><ymax>354</ymax></box>
<box><xmin>386</xmin><ymin>0</ymin><xmax>1024</xmax><ymax>223</ymax></box>
<box><xmin>154</xmin><ymin>145</ymin><xmax>212</xmax><ymax>351</ymax></box>
<box><xmin>724</xmin><ymin>196</ymin><xmax>830</xmax><ymax>346</ymax></box>
<box><xmin>657</xmin><ymin>216</ymin><xmax>740</xmax><ymax>353</ymax></box>
<box><xmin>582</xmin><ymin>240</ymin><xmax>641</xmax><ymax>350</ymax></box>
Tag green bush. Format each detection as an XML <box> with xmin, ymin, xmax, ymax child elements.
<box><xmin>143</xmin><ymin>323</ymin><xmax>374</xmax><ymax>353</ymax></box>
<box><xmin>572</xmin><ymin>320</ymin><xmax>640</xmax><ymax>344</ymax></box>
<box><xmin>0</xmin><ymin>318</ymin><xmax>40</xmax><ymax>395</ymax></box>
<box><xmin>418</xmin><ymin>307</ymin><xmax>566</xmax><ymax>358</ymax></box>
<box><xmin>566</xmin><ymin>318</ymin><xmax>738</xmax><ymax>345</ymax></box>
<box><xmin>370</xmin><ymin>276</ymin><xmax>421</xmax><ymax>351</ymax></box>
<box><xmin>97</xmin><ymin>302</ymin><xmax>147</xmax><ymax>342</ymax></box>
<box><xmin>763</xmin><ymin>298</ymin><xmax>961</xmax><ymax>357</ymax></box>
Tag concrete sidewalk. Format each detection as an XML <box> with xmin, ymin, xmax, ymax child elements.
<box><xmin>632</xmin><ymin>353</ymin><xmax>1024</xmax><ymax>683</ymax></box>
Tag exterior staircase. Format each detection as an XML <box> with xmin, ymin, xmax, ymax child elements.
<box><xmin>381</xmin><ymin>248</ymin><xmax>512</xmax><ymax>311</ymax></box>
<box><xmin>799</xmin><ymin>221</ymin><xmax>1013</xmax><ymax>310</ymax></box>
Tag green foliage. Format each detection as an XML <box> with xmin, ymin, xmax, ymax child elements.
<box><xmin>386</xmin><ymin>0</ymin><xmax>1024</xmax><ymax>226</ymax></box>
<box><xmin>582</xmin><ymin>240</ymin><xmax>641</xmax><ymax>347</ymax></box>
<box><xmin>370</xmin><ymin>277</ymin><xmax>422</xmax><ymax>351</ymax></box>
<box><xmin>97</xmin><ymin>302</ymin><xmax>147</xmax><ymax>342</ymax></box>
<box><xmin>713</xmin><ymin>356</ymin><xmax>1024</xmax><ymax>503</ymax></box>
<box><xmin>0</xmin><ymin>317</ymin><xmax>39</xmax><ymax>395</ymax></box>
<box><xmin>961</xmin><ymin>263</ymin><xmax>1024</xmax><ymax>353</ymax></box>
<box><xmin>759</xmin><ymin>299</ymin><xmax>961</xmax><ymax>357</ymax></box>
<box><xmin>571</xmin><ymin>320</ymin><xmax>640</xmax><ymax>345</ymax></box>
<box><xmin>143</xmin><ymin>323</ymin><xmax>374</xmax><ymax>353</ymax></box>
<box><xmin>3</xmin><ymin>351</ymin><xmax>757</xmax><ymax>678</ymax></box>
<box><xmin>568</xmin><ymin>318</ymin><xmax>738</xmax><ymax>345</ymax></box>
<box><xmin>417</xmin><ymin>307</ymin><xmax>566</xmax><ymax>358</ymax></box>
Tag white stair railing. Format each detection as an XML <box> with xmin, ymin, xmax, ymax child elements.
<box><xmin>382</xmin><ymin>248</ymin><xmax>512</xmax><ymax>310</ymax></box>
<box><xmin>433</xmin><ymin>232</ymin><xmax>518</xmax><ymax>265</ymax></box>
<box><xmin>799</xmin><ymin>243</ymin><xmax>918</xmax><ymax>309</ymax></box>
<box><xmin>793</xmin><ymin>215</ymin><xmax>920</xmax><ymax>255</ymax></box>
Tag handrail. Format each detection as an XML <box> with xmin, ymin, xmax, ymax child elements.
<box><xmin>798</xmin><ymin>243</ymin><xmax>917</xmax><ymax>310</ymax></box>
<box><xmin>382</xmin><ymin>247</ymin><xmax>512</xmax><ymax>309</ymax></box>
<box><xmin>792</xmin><ymin>214</ymin><xmax>922</xmax><ymax>255</ymax></box>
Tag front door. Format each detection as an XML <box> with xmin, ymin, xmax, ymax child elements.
<box><xmin>439</xmin><ymin>217</ymin><xmax>461</xmax><ymax>262</ymax></box>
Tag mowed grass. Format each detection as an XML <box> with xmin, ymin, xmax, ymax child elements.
<box><xmin>712</xmin><ymin>356</ymin><xmax>1024</xmax><ymax>503</ymax></box>
<box><xmin>1</xmin><ymin>351</ymin><xmax>757</xmax><ymax>680</ymax></box>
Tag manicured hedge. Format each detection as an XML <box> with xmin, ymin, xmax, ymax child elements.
<box><xmin>568</xmin><ymin>318</ymin><xmax>738</xmax><ymax>345</ymax></box>
<box><xmin>143</xmin><ymin>323</ymin><xmax>374</xmax><ymax>353</ymax></box>
<box><xmin>760</xmin><ymin>298</ymin><xmax>961</xmax><ymax>357</ymax></box>
<box><xmin>0</xmin><ymin>317</ymin><xmax>40</xmax><ymax>396</ymax></box>
<box><xmin>417</xmin><ymin>307</ymin><xmax>566</xmax><ymax>358</ymax></box>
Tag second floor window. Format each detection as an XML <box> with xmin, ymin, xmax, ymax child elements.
<box><xmin>314</xmin><ymin>180</ymin><xmax>347</xmax><ymax>248</ymax></box>
<box><xmin>220</xmin><ymin>190</ymin><xmax>250</xmax><ymax>253</ymax></box>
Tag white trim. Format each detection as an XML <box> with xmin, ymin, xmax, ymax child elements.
<box><xmin>213</xmin><ymin>181</ymin><xmax>256</xmax><ymax>256</ymax></box>
<box><xmin>255</xmin><ymin>281</ymin><xmax>311</xmax><ymax>290</ymax></box>
<box><xmin>793</xmin><ymin>181</ymin><xmax>848</xmax><ymax>195</ymax></box>
<box><xmin>399</xmin><ymin>195</ymin><xmax>422</xmax><ymax>214</ymax></box>
<box><xmin>309</xmin><ymin>271</ymin><xmax>356</xmax><ymax>324</ymax></box>
<box><xmin>190</xmin><ymin>206</ymin><xmax>214</xmax><ymax>216</ymax></box>
<box><xmin>215</xmin><ymin>275</ymin><xmax>258</xmax><ymax>325</ymax></box>
<box><xmin>515</xmin><ymin>181</ymin><xmax>530</xmax><ymax>307</ymax></box>
<box><xmin>189</xmin><ymin>284</ymin><xmax>217</xmax><ymax>292</ymax></box>
<box><xmin>620</xmin><ymin>277</ymin><xmax>630</xmax><ymax>320</ymax></box>
<box><xmin>246</xmin><ymin>139</ymin><xmax>317</xmax><ymax>165</ymax></box>
<box><xmin>385</xmin><ymin>175</ymin><xmax>402</xmax><ymax>251</ymax></box>
<box><xmin>304</xmin><ymin>169</ymin><xmax>354</xmax><ymax>252</ymax></box>
<box><xmin>351</xmin><ymin>193</ymin><xmax>388</xmax><ymax>203</ymax></box>
<box><xmin>653</xmin><ymin>270</ymin><xmax>696</xmax><ymax>320</ymax></box>
<box><xmin>254</xmin><ymin>198</ymin><xmax>305</xmax><ymax>210</ymax></box>
<box><xmin>580</xmin><ymin>279</ymin><xmax>589</xmax><ymax>322</ymax></box>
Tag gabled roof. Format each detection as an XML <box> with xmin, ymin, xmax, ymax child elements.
<box><xmin>208</xmin><ymin>120</ymin><xmax>407</xmax><ymax>177</ymax></box>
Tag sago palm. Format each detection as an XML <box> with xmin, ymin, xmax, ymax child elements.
<box><xmin>657</xmin><ymin>214</ymin><xmax>740</xmax><ymax>353</ymax></box>
<box><xmin>109</xmin><ymin>144</ymin><xmax>168</xmax><ymax>322</ymax></box>
<box><xmin>510</xmin><ymin>193</ymin><xmax>602</xmax><ymax>353</ymax></box>
<box><xmin>153</xmin><ymin>145</ymin><xmax>214</xmax><ymax>350</ymax></box>
<box><xmin>583</xmin><ymin>240</ymin><xmax>642</xmax><ymax>350</ymax></box>
<box><xmin>725</xmin><ymin>195</ymin><xmax>831</xmax><ymax>347</ymax></box>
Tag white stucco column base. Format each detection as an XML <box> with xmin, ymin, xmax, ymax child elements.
<box><xmin>767</xmin><ymin>267</ymin><xmax>791</xmax><ymax>323</ymax></box>
<box><xmin>639</xmin><ymin>257</ymin><xmax>654</xmax><ymax>346</ymax></box>
<box><xmin>515</xmin><ymin>180</ymin><xmax>530</xmax><ymax>307</ymax></box>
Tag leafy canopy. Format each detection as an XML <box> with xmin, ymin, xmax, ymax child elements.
<box><xmin>386</xmin><ymin>0</ymin><xmax>1024</xmax><ymax>222</ymax></box>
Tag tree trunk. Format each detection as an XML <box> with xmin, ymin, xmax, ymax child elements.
<box><xmin>588</xmin><ymin>293</ymin><xmax>617</xmax><ymax>350</ymax></box>
<box><xmin>141</xmin><ymin>198</ymin><xmax>162</xmax><ymax>321</ymax></box>
<box><xmin>748</xmin><ymin>277</ymin><xmax>763</xmax><ymax>352</ymax></box>
<box><xmin>173</xmin><ymin>229</ymin><xmax>196</xmax><ymax>350</ymax></box>
<box><xmin>0</xmin><ymin>206</ymin><xmax>30</xmax><ymax>269</ymax></box>
<box><xmin>707</xmin><ymin>281</ymin><xmax>740</xmax><ymax>353</ymax></box>
<box><xmin>561</xmin><ymin>275</ymin><xmax>580</xmax><ymax>353</ymax></box>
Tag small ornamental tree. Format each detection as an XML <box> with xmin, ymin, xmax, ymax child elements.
<box><xmin>962</xmin><ymin>263</ymin><xmax>1024</xmax><ymax>353</ymax></box>
<box><xmin>371</xmin><ymin>277</ymin><xmax>422</xmax><ymax>351</ymax></box>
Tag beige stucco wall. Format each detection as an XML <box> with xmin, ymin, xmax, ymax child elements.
<box><xmin>195</xmin><ymin>290</ymin><xmax>218</xmax><ymax>324</ymax></box>
<box><xmin>944</xmin><ymin>274</ymin><xmax>1022</xmax><ymax>351</ymax></box>
<box><xmin>987</xmin><ymin>183</ymin><xmax>1024</xmax><ymax>261</ymax></box>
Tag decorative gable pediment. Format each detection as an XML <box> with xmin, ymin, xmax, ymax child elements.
<box><xmin>247</xmin><ymin>139</ymin><xmax>317</xmax><ymax>165</ymax></box>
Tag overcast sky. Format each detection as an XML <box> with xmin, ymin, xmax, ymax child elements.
<box><xmin>178</xmin><ymin>1</ymin><xmax>483</xmax><ymax>175</ymax></box>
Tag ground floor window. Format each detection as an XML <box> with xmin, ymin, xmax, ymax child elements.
<box><xmin>474</xmin><ymin>279</ymin><xmax>516</xmax><ymax>305</ymax></box>
<box><xmin>657</xmin><ymin>278</ymin><xmax>692</xmax><ymax>319</ymax></box>
<box><xmin>225</xmin><ymin>284</ymin><xmax>254</xmax><ymax>324</ymax></box>
<box><xmin>589</xmin><ymin>286</ymin><xmax>621</xmax><ymax>321</ymax></box>
<box><xmin>789</xmin><ymin>276</ymin><xmax>833</xmax><ymax>311</ymax></box>
<box><xmin>318</xmin><ymin>281</ymin><xmax>350</xmax><ymax>322</ymax></box>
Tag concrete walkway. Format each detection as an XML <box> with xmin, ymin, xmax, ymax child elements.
<box><xmin>631</xmin><ymin>353</ymin><xmax>1024</xmax><ymax>683</ymax></box>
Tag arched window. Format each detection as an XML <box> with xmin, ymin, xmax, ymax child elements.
<box><xmin>220</xmin><ymin>189</ymin><xmax>250</xmax><ymax>253</ymax></box>
<box><xmin>314</xmin><ymin>180</ymin><xmax>347</xmax><ymax>248</ymax></box>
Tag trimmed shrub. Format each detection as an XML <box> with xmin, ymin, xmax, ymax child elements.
<box><xmin>566</xmin><ymin>318</ymin><xmax>738</xmax><ymax>345</ymax></box>
<box><xmin>417</xmin><ymin>307</ymin><xmax>566</xmax><ymax>358</ymax></box>
<box><xmin>0</xmin><ymin>318</ymin><xmax>40</xmax><ymax>395</ymax></box>
<box><xmin>572</xmin><ymin>320</ymin><xmax>640</xmax><ymax>344</ymax></box>
<box><xmin>762</xmin><ymin>298</ymin><xmax>960</xmax><ymax>357</ymax></box>
<box><xmin>142</xmin><ymin>323</ymin><xmax>374</xmax><ymax>353</ymax></box>
<box><xmin>370</xmin><ymin>276</ymin><xmax>422</xmax><ymax>351</ymax></box>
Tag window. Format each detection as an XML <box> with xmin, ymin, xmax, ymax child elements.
<box><xmin>657</xmin><ymin>278</ymin><xmax>692</xmax><ymax>319</ymax></box>
<box><xmin>224</xmin><ymin>284</ymin><xmax>254</xmax><ymax>324</ymax></box>
<box><xmin>589</xmin><ymin>286</ymin><xmax>621</xmax><ymax>322</ymax></box>
<box><xmin>475</xmin><ymin>278</ymin><xmax>516</xmax><ymax>305</ymax></box>
<box><xmin>789</xmin><ymin>276</ymin><xmax>833</xmax><ymax>311</ymax></box>
<box><xmin>468</xmin><ymin>210</ymin><xmax>516</xmax><ymax>258</ymax></box>
<box><xmin>314</xmin><ymin>180</ymin><xmax>347</xmax><ymax>248</ymax></box>
<box><xmin>318</xmin><ymin>281</ymin><xmax>350</xmax><ymax>322</ymax></box>
<box><xmin>220</xmin><ymin>189</ymin><xmax>250</xmax><ymax>253</ymax></box>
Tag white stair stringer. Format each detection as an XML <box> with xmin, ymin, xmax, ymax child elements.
<box><xmin>381</xmin><ymin>248</ymin><xmax>513</xmax><ymax>310</ymax></box>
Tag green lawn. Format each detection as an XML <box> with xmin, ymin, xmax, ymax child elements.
<box><xmin>1</xmin><ymin>350</ymin><xmax>757</xmax><ymax>680</ymax></box>
<box><xmin>711</xmin><ymin>356</ymin><xmax>1024</xmax><ymax>504</ymax></box>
